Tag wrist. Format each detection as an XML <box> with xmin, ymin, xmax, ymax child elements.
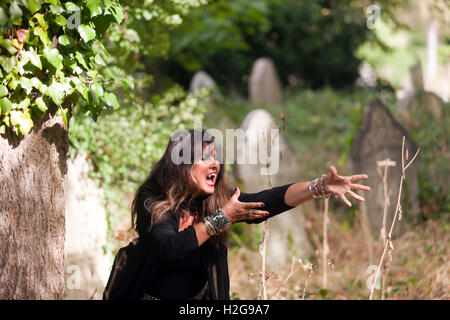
<box><xmin>221</xmin><ymin>206</ymin><xmax>234</xmax><ymax>223</ymax></box>
<box><xmin>204</xmin><ymin>208</ymin><xmax>232</xmax><ymax>236</ymax></box>
<box><xmin>309</xmin><ymin>174</ymin><xmax>331</xmax><ymax>199</ymax></box>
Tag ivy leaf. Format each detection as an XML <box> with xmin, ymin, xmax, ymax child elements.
<box><xmin>54</xmin><ymin>15</ymin><xmax>67</xmax><ymax>27</ymax></box>
<box><xmin>94</xmin><ymin>53</ymin><xmax>106</xmax><ymax>66</ymax></box>
<box><xmin>43</xmin><ymin>47</ymin><xmax>63</xmax><ymax>70</ymax></box>
<box><xmin>92</xmin><ymin>14</ymin><xmax>115</xmax><ymax>38</ymax></box>
<box><xmin>103</xmin><ymin>92</ymin><xmax>120</xmax><ymax>109</ymax></box>
<box><xmin>30</xmin><ymin>77</ymin><xmax>42</xmax><ymax>90</ymax></box>
<box><xmin>19</xmin><ymin>77</ymin><xmax>33</xmax><ymax>94</ymax></box>
<box><xmin>0</xmin><ymin>56</ymin><xmax>16</xmax><ymax>74</ymax></box>
<box><xmin>0</xmin><ymin>85</ymin><xmax>8</xmax><ymax>98</ymax></box>
<box><xmin>109</xmin><ymin>3</ymin><xmax>124</xmax><ymax>24</ymax></box>
<box><xmin>9</xmin><ymin>1</ymin><xmax>23</xmax><ymax>24</ymax></box>
<box><xmin>91</xmin><ymin>83</ymin><xmax>104</xmax><ymax>99</ymax></box>
<box><xmin>0</xmin><ymin>39</ymin><xmax>18</xmax><ymax>55</ymax></box>
<box><xmin>64</xmin><ymin>2</ymin><xmax>80</xmax><ymax>12</ymax></box>
<box><xmin>75</xmin><ymin>51</ymin><xmax>89</xmax><ymax>70</ymax></box>
<box><xmin>10</xmin><ymin>109</ymin><xmax>33</xmax><ymax>135</ymax></box>
<box><xmin>17</xmin><ymin>97</ymin><xmax>31</xmax><ymax>110</ymax></box>
<box><xmin>49</xmin><ymin>5</ymin><xmax>64</xmax><ymax>15</ymax></box>
<box><xmin>86</xmin><ymin>0</ymin><xmax>102</xmax><ymax>18</ymax></box>
<box><xmin>56</xmin><ymin>107</ymin><xmax>68</xmax><ymax>128</ymax></box>
<box><xmin>34</xmin><ymin>13</ymin><xmax>49</xmax><ymax>30</ymax></box>
<box><xmin>78</xmin><ymin>24</ymin><xmax>96</xmax><ymax>43</ymax></box>
<box><xmin>23</xmin><ymin>49</ymin><xmax>42</xmax><ymax>69</ymax></box>
<box><xmin>23</xmin><ymin>0</ymin><xmax>42</xmax><ymax>14</ymax></box>
<box><xmin>58</xmin><ymin>34</ymin><xmax>70</xmax><ymax>46</ymax></box>
<box><xmin>46</xmin><ymin>82</ymin><xmax>65</xmax><ymax>105</ymax></box>
<box><xmin>0</xmin><ymin>8</ymin><xmax>7</xmax><ymax>26</ymax></box>
<box><xmin>34</xmin><ymin>26</ymin><xmax>51</xmax><ymax>46</ymax></box>
<box><xmin>34</xmin><ymin>96</ymin><xmax>47</xmax><ymax>113</ymax></box>
<box><xmin>0</xmin><ymin>97</ymin><xmax>12</xmax><ymax>115</ymax></box>
<box><xmin>71</xmin><ymin>77</ymin><xmax>89</xmax><ymax>100</ymax></box>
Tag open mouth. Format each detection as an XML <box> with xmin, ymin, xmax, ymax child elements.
<box><xmin>206</xmin><ymin>171</ymin><xmax>217</xmax><ymax>187</ymax></box>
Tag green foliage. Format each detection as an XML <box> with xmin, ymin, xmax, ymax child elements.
<box><xmin>356</xmin><ymin>19</ymin><xmax>427</xmax><ymax>89</ymax></box>
<box><xmin>0</xmin><ymin>0</ymin><xmax>124</xmax><ymax>135</ymax></box>
<box><xmin>160</xmin><ymin>0</ymin><xmax>407</xmax><ymax>94</ymax></box>
<box><xmin>410</xmin><ymin>101</ymin><xmax>450</xmax><ymax>220</ymax></box>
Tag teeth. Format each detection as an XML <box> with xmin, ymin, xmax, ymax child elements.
<box><xmin>207</xmin><ymin>173</ymin><xmax>216</xmax><ymax>179</ymax></box>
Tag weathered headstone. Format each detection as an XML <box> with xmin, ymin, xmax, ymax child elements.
<box><xmin>410</xmin><ymin>60</ymin><xmax>424</xmax><ymax>91</ymax></box>
<box><xmin>64</xmin><ymin>154</ymin><xmax>111</xmax><ymax>299</ymax></box>
<box><xmin>397</xmin><ymin>60</ymin><xmax>444</xmax><ymax>131</ymax></box>
<box><xmin>348</xmin><ymin>99</ymin><xmax>420</xmax><ymax>237</ymax></box>
<box><xmin>356</xmin><ymin>61</ymin><xmax>377</xmax><ymax>88</ymax></box>
<box><xmin>248</xmin><ymin>58</ymin><xmax>283</xmax><ymax>106</ymax></box>
<box><xmin>234</xmin><ymin>109</ymin><xmax>312</xmax><ymax>271</ymax></box>
<box><xmin>189</xmin><ymin>71</ymin><xmax>217</xmax><ymax>94</ymax></box>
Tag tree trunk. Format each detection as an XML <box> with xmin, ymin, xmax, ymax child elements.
<box><xmin>0</xmin><ymin>108</ymin><xmax>68</xmax><ymax>299</ymax></box>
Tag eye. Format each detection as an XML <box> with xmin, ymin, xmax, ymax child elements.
<box><xmin>202</xmin><ymin>147</ymin><xmax>216</xmax><ymax>161</ymax></box>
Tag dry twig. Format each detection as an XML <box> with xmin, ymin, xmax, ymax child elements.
<box><xmin>369</xmin><ymin>136</ymin><xmax>420</xmax><ymax>300</ymax></box>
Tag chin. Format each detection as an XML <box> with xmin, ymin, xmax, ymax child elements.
<box><xmin>200</xmin><ymin>185</ymin><xmax>215</xmax><ymax>195</ymax></box>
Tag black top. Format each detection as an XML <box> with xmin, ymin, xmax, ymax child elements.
<box><xmin>103</xmin><ymin>183</ymin><xmax>295</xmax><ymax>300</ymax></box>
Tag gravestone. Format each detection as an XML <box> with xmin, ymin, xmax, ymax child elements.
<box><xmin>64</xmin><ymin>154</ymin><xmax>111</xmax><ymax>299</ymax></box>
<box><xmin>397</xmin><ymin>60</ymin><xmax>444</xmax><ymax>131</ymax></box>
<box><xmin>234</xmin><ymin>109</ymin><xmax>312</xmax><ymax>271</ymax></box>
<box><xmin>248</xmin><ymin>58</ymin><xmax>283</xmax><ymax>106</ymax></box>
<box><xmin>348</xmin><ymin>99</ymin><xmax>420</xmax><ymax>237</ymax></box>
<box><xmin>189</xmin><ymin>71</ymin><xmax>217</xmax><ymax>94</ymax></box>
<box><xmin>356</xmin><ymin>61</ymin><xmax>377</xmax><ymax>88</ymax></box>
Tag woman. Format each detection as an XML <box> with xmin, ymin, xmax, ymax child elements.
<box><xmin>103</xmin><ymin>128</ymin><xmax>370</xmax><ymax>300</ymax></box>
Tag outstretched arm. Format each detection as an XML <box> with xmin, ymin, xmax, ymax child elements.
<box><xmin>283</xmin><ymin>165</ymin><xmax>371</xmax><ymax>207</ymax></box>
<box><xmin>236</xmin><ymin>165</ymin><xmax>371</xmax><ymax>224</ymax></box>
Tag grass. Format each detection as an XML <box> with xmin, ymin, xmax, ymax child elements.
<box><xmin>228</xmin><ymin>203</ymin><xmax>449</xmax><ymax>300</ymax></box>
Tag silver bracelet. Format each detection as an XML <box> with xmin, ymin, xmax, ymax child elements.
<box><xmin>320</xmin><ymin>174</ymin><xmax>331</xmax><ymax>198</ymax></box>
<box><xmin>309</xmin><ymin>178</ymin><xmax>321</xmax><ymax>198</ymax></box>
<box><xmin>309</xmin><ymin>175</ymin><xmax>330</xmax><ymax>198</ymax></box>
<box><xmin>204</xmin><ymin>208</ymin><xmax>232</xmax><ymax>235</ymax></box>
<box><xmin>204</xmin><ymin>219</ymin><xmax>216</xmax><ymax>236</ymax></box>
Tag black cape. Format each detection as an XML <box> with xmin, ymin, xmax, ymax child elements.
<box><xmin>103</xmin><ymin>183</ymin><xmax>294</xmax><ymax>300</ymax></box>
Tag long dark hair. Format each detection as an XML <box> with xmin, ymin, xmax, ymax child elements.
<box><xmin>130</xmin><ymin>128</ymin><xmax>231</xmax><ymax>249</ymax></box>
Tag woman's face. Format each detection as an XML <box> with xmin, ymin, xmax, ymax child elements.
<box><xmin>191</xmin><ymin>145</ymin><xmax>220</xmax><ymax>196</ymax></box>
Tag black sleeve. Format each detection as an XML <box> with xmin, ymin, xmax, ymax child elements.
<box><xmin>148</xmin><ymin>213</ymin><xmax>200</xmax><ymax>262</ymax></box>
<box><xmin>235</xmin><ymin>183</ymin><xmax>296</xmax><ymax>224</ymax></box>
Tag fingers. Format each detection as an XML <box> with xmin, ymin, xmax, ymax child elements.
<box><xmin>349</xmin><ymin>174</ymin><xmax>369</xmax><ymax>182</ymax></box>
<box><xmin>329</xmin><ymin>165</ymin><xmax>338</xmax><ymax>178</ymax></box>
<box><xmin>351</xmin><ymin>183</ymin><xmax>371</xmax><ymax>191</ymax></box>
<box><xmin>248</xmin><ymin>209</ymin><xmax>270</xmax><ymax>219</ymax></box>
<box><xmin>347</xmin><ymin>190</ymin><xmax>365</xmax><ymax>202</ymax></box>
<box><xmin>243</xmin><ymin>201</ymin><xmax>265</xmax><ymax>209</ymax></box>
<box><xmin>339</xmin><ymin>193</ymin><xmax>352</xmax><ymax>207</ymax></box>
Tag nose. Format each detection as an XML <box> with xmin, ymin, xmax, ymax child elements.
<box><xmin>209</xmin><ymin>158</ymin><xmax>220</xmax><ymax>170</ymax></box>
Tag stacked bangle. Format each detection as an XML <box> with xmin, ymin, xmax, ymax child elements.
<box><xmin>204</xmin><ymin>208</ymin><xmax>232</xmax><ymax>236</ymax></box>
<box><xmin>309</xmin><ymin>174</ymin><xmax>331</xmax><ymax>199</ymax></box>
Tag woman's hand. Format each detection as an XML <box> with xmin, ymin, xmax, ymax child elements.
<box><xmin>179</xmin><ymin>211</ymin><xmax>195</xmax><ymax>232</ymax></box>
<box><xmin>222</xmin><ymin>187</ymin><xmax>269</xmax><ymax>223</ymax></box>
<box><xmin>324</xmin><ymin>165</ymin><xmax>371</xmax><ymax>207</ymax></box>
